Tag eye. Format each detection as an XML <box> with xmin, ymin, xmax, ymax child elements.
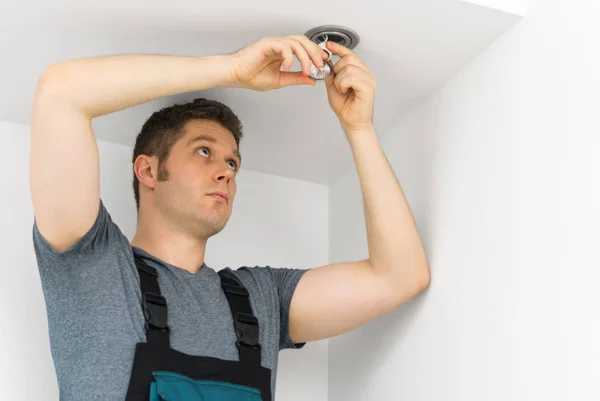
<box><xmin>227</xmin><ymin>160</ymin><xmax>238</xmax><ymax>171</ymax></box>
<box><xmin>197</xmin><ymin>147</ymin><xmax>238</xmax><ymax>171</ymax></box>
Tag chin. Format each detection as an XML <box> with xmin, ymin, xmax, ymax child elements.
<box><xmin>196</xmin><ymin>212</ymin><xmax>229</xmax><ymax>234</ymax></box>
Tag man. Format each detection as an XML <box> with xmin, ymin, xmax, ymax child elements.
<box><xmin>30</xmin><ymin>35</ymin><xmax>430</xmax><ymax>400</ymax></box>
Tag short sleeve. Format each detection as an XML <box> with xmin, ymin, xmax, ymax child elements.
<box><xmin>31</xmin><ymin>200</ymin><xmax>144</xmax><ymax>396</ymax></box>
<box><xmin>233</xmin><ymin>265</ymin><xmax>309</xmax><ymax>351</ymax></box>
<box><xmin>31</xmin><ymin>199</ymin><xmax>128</xmax><ymax>290</ymax></box>
<box><xmin>33</xmin><ymin>199</ymin><xmax>109</xmax><ymax>261</ymax></box>
<box><xmin>269</xmin><ymin>267</ymin><xmax>309</xmax><ymax>350</ymax></box>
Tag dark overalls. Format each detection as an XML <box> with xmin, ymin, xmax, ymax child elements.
<box><xmin>124</xmin><ymin>253</ymin><xmax>273</xmax><ymax>401</ymax></box>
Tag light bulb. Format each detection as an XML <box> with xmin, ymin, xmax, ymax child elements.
<box><xmin>309</xmin><ymin>40</ymin><xmax>333</xmax><ymax>81</ymax></box>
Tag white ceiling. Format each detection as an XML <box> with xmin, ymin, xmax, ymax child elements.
<box><xmin>1</xmin><ymin>0</ymin><xmax>521</xmax><ymax>185</ymax></box>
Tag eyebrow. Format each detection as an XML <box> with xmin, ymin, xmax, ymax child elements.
<box><xmin>187</xmin><ymin>134</ymin><xmax>242</xmax><ymax>164</ymax></box>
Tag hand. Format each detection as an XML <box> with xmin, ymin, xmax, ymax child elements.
<box><xmin>229</xmin><ymin>36</ymin><xmax>329</xmax><ymax>91</ymax></box>
<box><xmin>324</xmin><ymin>41</ymin><xmax>376</xmax><ymax>135</ymax></box>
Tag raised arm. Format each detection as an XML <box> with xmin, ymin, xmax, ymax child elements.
<box><xmin>29</xmin><ymin>54</ymin><xmax>235</xmax><ymax>252</ymax></box>
<box><xmin>288</xmin><ymin>41</ymin><xmax>430</xmax><ymax>343</ymax></box>
<box><xmin>29</xmin><ymin>36</ymin><xmax>327</xmax><ymax>253</ymax></box>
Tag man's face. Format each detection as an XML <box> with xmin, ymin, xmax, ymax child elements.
<box><xmin>154</xmin><ymin>119</ymin><xmax>241</xmax><ymax>238</ymax></box>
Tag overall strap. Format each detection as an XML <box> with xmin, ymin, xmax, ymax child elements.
<box><xmin>218</xmin><ymin>269</ymin><xmax>262</xmax><ymax>367</ymax></box>
<box><xmin>134</xmin><ymin>255</ymin><xmax>170</xmax><ymax>347</ymax></box>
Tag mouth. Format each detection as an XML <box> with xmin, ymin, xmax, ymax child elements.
<box><xmin>207</xmin><ymin>192</ymin><xmax>229</xmax><ymax>204</ymax></box>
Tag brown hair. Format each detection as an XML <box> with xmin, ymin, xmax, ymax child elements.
<box><xmin>131</xmin><ymin>98</ymin><xmax>243</xmax><ymax>211</ymax></box>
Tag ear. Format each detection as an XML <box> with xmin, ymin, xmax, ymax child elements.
<box><xmin>134</xmin><ymin>155</ymin><xmax>159</xmax><ymax>189</ymax></box>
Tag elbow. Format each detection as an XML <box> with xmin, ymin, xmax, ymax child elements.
<box><xmin>33</xmin><ymin>64</ymin><xmax>86</xmax><ymax>118</ymax></box>
<box><xmin>406</xmin><ymin>262</ymin><xmax>430</xmax><ymax>299</ymax></box>
<box><xmin>418</xmin><ymin>262</ymin><xmax>431</xmax><ymax>290</ymax></box>
<box><xmin>385</xmin><ymin>262</ymin><xmax>431</xmax><ymax>306</ymax></box>
<box><xmin>35</xmin><ymin>63</ymin><xmax>73</xmax><ymax>101</ymax></box>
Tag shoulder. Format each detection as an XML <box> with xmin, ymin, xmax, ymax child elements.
<box><xmin>33</xmin><ymin>198</ymin><xmax>128</xmax><ymax>260</ymax></box>
<box><xmin>224</xmin><ymin>265</ymin><xmax>308</xmax><ymax>288</ymax></box>
<box><xmin>222</xmin><ymin>266</ymin><xmax>308</xmax><ymax>309</ymax></box>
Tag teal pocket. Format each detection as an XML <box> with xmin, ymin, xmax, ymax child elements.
<box><xmin>149</xmin><ymin>371</ymin><xmax>263</xmax><ymax>401</ymax></box>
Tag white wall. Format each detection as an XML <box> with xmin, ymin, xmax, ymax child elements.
<box><xmin>0</xmin><ymin>120</ymin><xmax>328</xmax><ymax>401</ymax></box>
<box><xmin>328</xmin><ymin>0</ymin><xmax>600</xmax><ymax>400</ymax></box>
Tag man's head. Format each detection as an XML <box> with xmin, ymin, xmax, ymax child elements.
<box><xmin>132</xmin><ymin>98</ymin><xmax>243</xmax><ymax>239</ymax></box>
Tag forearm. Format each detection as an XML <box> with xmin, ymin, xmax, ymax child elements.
<box><xmin>347</xmin><ymin>126</ymin><xmax>430</xmax><ymax>286</ymax></box>
<box><xmin>35</xmin><ymin>54</ymin><xmax>236</xmax><ymax>118</ymax></box>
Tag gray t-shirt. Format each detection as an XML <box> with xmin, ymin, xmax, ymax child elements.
<box><xmin>32</xmin><ymin>199</ymin><xmax>308</xmax><ymax>400</ymax></box>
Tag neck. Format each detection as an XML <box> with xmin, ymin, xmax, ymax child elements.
<box><xmin>131</xmin><ymin>207</ymin><xmax>208</xmax><ymax>274</ymax></box>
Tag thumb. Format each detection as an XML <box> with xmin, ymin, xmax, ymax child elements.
<box><xmin>277</xmin><ymin>72</ymin><xmax>316</xmax><ymax>88</ymax></box>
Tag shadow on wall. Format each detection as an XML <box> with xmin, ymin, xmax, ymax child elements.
<box><xmin>356</xmin><ymin>289</ymin><xmax>430</xmax><ymax>374</ymax></box>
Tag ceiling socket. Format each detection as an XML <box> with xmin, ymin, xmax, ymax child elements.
<box><xmin>304</xmin><ymin>25</ymin><xmax>360</xmax><ymax>49</ymax></box>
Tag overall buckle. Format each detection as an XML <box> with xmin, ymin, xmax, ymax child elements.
<box><xmin>143</xmin><ymin>292</ymin><xmax>170</xmax><ymax>332</ymax></box>
<box><xmin>234</xmin><ymin>312</ymin><xmax>261</xmax><ymax>350</ymax></box>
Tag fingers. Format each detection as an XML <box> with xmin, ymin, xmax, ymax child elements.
<box><xmin>324</xmin><ymin>41</ymin><xmax>375</xmax><ymax>96</ymax></box>
<box><xmin>327</xmin><ymin>41</ymin><xmax>375</xmax><ymax>78</ymax></box>
<box><xmin>259</xmin><ymin>36</ymin><xmax>326</xmax><ymax>73</ymax></box>
<box><xmin>325</xmin><ymin>41</ymin><xmax>354</xmax><ymax>58</ymax></box>
<box><xmin>267</xmin><ymin>39</ymin><xmax>295</xmax><ymax>72</ymax></box>
<box><xmin>332</xmin><ymin>65</ymin><xmax>376</xmax><ymax>99</ymax></box>
<box><xmin>255</xmin><ymin>35</ymin><xmax>374</xmax><ymax>93</ymax></box>
<box><xmin>277</xmin><ymin>71</ymin><xmax>317</xmax><ymax>88</ymax></box>
<box><xmin>288</xmin><ymin>35</ymin><xmax>328</xmax><ymax>67</ymax></box>
<box><xmin>332</xmin><ymin>52</ymin><xmax>374</xmax><ymax>80</ymax></box>
<box><xmin>281</xmin><ymin>38</ymin><xmax>314</xmax><ymax>75</ymax></box>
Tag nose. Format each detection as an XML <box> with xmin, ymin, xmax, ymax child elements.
<box><xmin>212</xmin><ymin>161</ymin><xmax>235</xmax><ymax>183</ymax></box>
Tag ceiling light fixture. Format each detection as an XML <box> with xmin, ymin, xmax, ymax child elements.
<box><xmin>304</xmin><ymin>25</ymin><xmax>360</xmax><ymax>81</ymax></box>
